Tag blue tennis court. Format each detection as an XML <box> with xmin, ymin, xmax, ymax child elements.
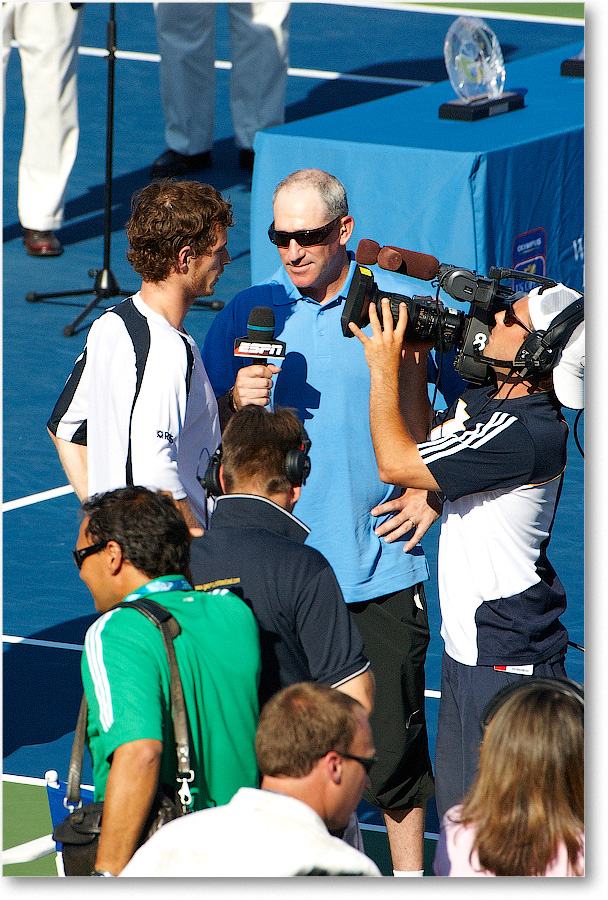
<box><xmin>3</xmin><ymin>1</ymin><xmax>584</xmax><ymax>877</ymax></box>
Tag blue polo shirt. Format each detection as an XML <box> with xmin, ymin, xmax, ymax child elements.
<box><xmin>203</xmin><ymin>258</ymin><xmax>430</xmax><ymax>603</ymax></box>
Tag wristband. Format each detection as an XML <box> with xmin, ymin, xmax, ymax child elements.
<box><xmin>92</xmin><ymin>870</ymin><xmax>115</xmax><ymax>876</ymax></box>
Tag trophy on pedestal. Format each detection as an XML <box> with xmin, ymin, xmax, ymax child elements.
<box><xmin>439</xmin><ymin>17</ymin><xmax>525</xmax><ymax>121</ymax></box>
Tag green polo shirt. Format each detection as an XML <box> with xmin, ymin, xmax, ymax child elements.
<box><xmin>81</xmin><ymin>576</ymin><xmax>261</xmax><ymax>810</ymax></box>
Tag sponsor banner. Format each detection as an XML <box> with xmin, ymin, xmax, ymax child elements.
<box><xmin>511</xmin><ymin>228</ymin><xmax>547</xmax><ymax>292</ymax></box>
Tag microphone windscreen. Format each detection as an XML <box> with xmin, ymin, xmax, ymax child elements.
<box><xmin>247</xmin><ymin>306</ymin><xmax>275</xmax><ymax>341</ymax></box>
<box><xmin>355</xmin><ymin>239</ymin><xmax>380</xmax><ymax>266</ymax></box>
<box><xmin>379</xmin><ymin>246</ymin><xmax>440</xmax><ymax>281</ymax></box>
<box><xmin>377</xmin><ymin>246</ymin><xmax>404</xmax><ymax>273</ymax></box>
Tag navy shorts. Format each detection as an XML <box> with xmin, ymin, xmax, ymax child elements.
<box><xmin>434</xmin><ymin>650</ymin><xmax>568</xmax><ymax>822</ymax></box>
<box><xmin>349</xmin><ymin>585</ymin><xmax>435</xmax><ymax>811</ymax></box>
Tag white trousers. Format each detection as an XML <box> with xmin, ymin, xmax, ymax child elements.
<box><xmin>154</xmin><ymin>2</ymin><xmax>290</xmax><ymax>154</ymax></box>
<box><xmin>2</xmin><ymin>2</ymin><xmax>84</xmax><ymax>230</ymax></box>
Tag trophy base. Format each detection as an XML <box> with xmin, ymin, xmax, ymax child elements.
<box><xmin>438</xmin><ymin>91</ymin><xmax>525</xmax><ymax>121</ymax></box>
<box><xmin>561</xmin><ymin>57</ymin><xmax>584</xmax><ymax>78</ymax></box>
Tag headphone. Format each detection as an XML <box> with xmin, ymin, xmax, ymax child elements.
<box><xmin>480</xmin><ymin>676</ymin><xmax>584</xmax><ymax>732</ymax></box>
<box><xmin>514</xmin><ymin>293</ymin><xmax>584</xmax><ymax>379</ymax></box>
<box><xmin>201</xmin><ymin>430</ymin><xmax>312</xmax><ymax>498</ymax></box>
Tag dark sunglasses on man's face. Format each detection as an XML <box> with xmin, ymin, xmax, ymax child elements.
<box><xmin>339</xmin><ymin>751</ymin><xmax>378</xmax><ymax>775</ymax></box>
<box><xmin>268</xmin><ymin>216</ymin><xmax>341</xmax><ymax>248</ymax></box>
<box><xmin>503</xmin><ymin>304</ymin><xmax>533</xmax><ymax>334</ymax></box>
<box><xmin>72</xmin><ymin>540</ymin><xmax>108</xmax><ymax>570</ymax></box>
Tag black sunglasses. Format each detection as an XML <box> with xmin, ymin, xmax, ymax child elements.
<box><xmin>73</xmin><ymin>540</ymin><xmax>108</xmax><ymax>570</ymax></box>
<box><xmin>339</xmin><ymin>751</ymin><xmax>378</xmax><ymax>775</ymax></box>
<box><xmin>503</xmin><ymin>304</ymin><xmax>533</xmax><ymax>334</ymax></box>
<box><xmin>268</xmin><ymin>216</ymin><xmax>341</xmax><ymax>248</ymax></box>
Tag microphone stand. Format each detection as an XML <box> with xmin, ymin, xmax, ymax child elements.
<box><xmin>25</xmin><ymin>5</ymin><xmax>128</xmax><ymax>336</ymax></box>
<box><xmin>25</xmin><ymin>4</ymin><xmax>222</xmax><ymax>337</ymax></box>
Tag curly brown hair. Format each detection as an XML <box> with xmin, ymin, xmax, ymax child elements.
<box><xmin>126</xmin><ymin>180</ymin><xmax>233</xmax><ymax>282</ymax></box>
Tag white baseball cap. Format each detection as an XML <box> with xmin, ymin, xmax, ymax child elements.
<box><xmin>527</xmin><ymin>283</ymin><xmax>584</xmax><ymax>409</ymax></box>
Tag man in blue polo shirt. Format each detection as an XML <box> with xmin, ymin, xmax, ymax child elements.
<box><xmin>202</xmin><ymin>169</ymin><xmax>440</xmax><ymax>875</ymax></box>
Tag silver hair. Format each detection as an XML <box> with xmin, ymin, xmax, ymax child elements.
<box><xmin>273</xmin><ymin>169</ymin><xmax>349</xmax><ymax>219</ymax></box>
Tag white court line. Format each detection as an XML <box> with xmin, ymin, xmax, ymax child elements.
<box><xmin>3</xmin><ymin>774</ymin><xmax>93</xmax><ymax>789</ymax></box>
<box><xmin>71</xmin><ymin>45</ymin><xmax>432</xmax><ymax>87</ymax></box>
<box><xmin>2</xmin><ymin>484</ymin><xmax>74</xmax><ymax>512</ymax></box>
<box><xmin>2</xmin><ymin>635</ymin><xmax>84</xmax><ymax>651</ymax></box>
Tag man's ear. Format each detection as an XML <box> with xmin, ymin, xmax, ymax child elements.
<box><xmin>106</xmin><ymin>540</ymin><xmax>124</xmax><ymax>575</ymax></box>
<box><xmin>176</xmin><ymin>245</ymin><xmax>193</xmax><ymax>273</ymax></box>
<box><xmin>324</xmin><ymin>751</ymin><xmax>342</xmax><ymax>785</ymax></box>
<box><xmin>286</xmin><ymin>484</ymin><xmax>301</xmax><ymax>512</ymax></box>
<box><xmin>339</xmin><ymin>215</ymin><xmax>354</xmax><ymax>246</ymax></box>
<box><xmin>218</xmin><ymin>462</ymin><xmax>226</xmax><ymax>494</ymax></box>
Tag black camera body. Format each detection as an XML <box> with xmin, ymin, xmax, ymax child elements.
<box><xmin>341</xmin><ymin>262</ymin><xmax>558</xmax><ymax>385</ymax></box>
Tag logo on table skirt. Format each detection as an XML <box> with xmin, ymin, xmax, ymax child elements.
<box><xmin>511</xmin><ymin>227</ymin><xmax>547</xmax><ymax>293</ymax></box>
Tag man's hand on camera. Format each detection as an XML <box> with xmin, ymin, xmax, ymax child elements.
<box><xmin>372</xmin><ymin>488</ymin><xmax>440</xmax><ymax>551</ymax></box>
<box><xmin>233</xmin><ymin>363</ymin><xmax>281</xmax><ymax>409</ymax></box>
<box><xmin>349</xmin><ymin>296</ymin><xmax>407</xmax><ymax>376</ymax></box>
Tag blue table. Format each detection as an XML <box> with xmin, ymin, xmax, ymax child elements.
<box><xmin>251</xmin><ymin>43</ymin><xmax>584</xmax><ymax>297</ymax></box>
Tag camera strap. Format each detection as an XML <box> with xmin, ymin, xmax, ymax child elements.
<box><xmin>65</xmin><ymin>598</ymin><xmax>193</xmax><ymax>814</ymax></box>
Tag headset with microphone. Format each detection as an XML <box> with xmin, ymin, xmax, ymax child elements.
<box><xmin>201</xmin><ymin>430</ymin><xmax>312</xmax><ymax>498</ymax></box>
<box><xmin>482</xmin><ymin>291</ymin><xmax>584</xmax><ymax>380</ymax></box>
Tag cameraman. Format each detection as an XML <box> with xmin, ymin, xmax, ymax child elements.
<box><xmin>350</xmin><ymin>284</ymin><xmax>584</xmax><ymax>821</ymax></box>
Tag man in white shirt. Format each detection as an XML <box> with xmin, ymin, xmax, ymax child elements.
<box><xmin>48</xmin><ymin>180</ymin><xmax>232</xmax><ymax>529</ymax></box>
<box><xmin>120</xmin><ymin>682</ymin><xmax>381</xmax><ymax>877</ymax></box>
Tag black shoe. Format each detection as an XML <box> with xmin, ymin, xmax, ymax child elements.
<box><xmin>239</xmin><ymin>149</ymin><xmax>255</xmax><ymax>172</ymax></box>
<box><xmin>23</xmin><ymin>229</ymin><xmax>63</xmax><ymax>257</ymax></box>
<box><xmin>150</xmin><ymin>149</ymin><xmax>212</xmax><ymax>179</ymax></box>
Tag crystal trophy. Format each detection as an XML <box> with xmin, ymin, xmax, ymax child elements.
<box><xmin>439</xmin><ymin>17</ymin><xmax>524</xmax><ymax>121</ymax></box>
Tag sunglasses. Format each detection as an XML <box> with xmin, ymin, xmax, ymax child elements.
<box><xmin>503</xmin><ymin>304</ymin><xmax>533</xmax><ymax>334</ymax></box>
<box><xmin>73</xmin><ymin>540</ymin><xmax>108</xmax><ymax>570</ymax></box>
<box><xmin>268</xmin><ymin>216</ymin><xmax>341</xmax><ymax>248</ymax></box>
<box><xmin>339</xmin><ymin>751</ymin><xmax>378</xmax><ymax>775</ymax></box>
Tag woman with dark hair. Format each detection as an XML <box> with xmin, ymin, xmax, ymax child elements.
<box><xmin>433</xmin><ymin>679</ymin><xmax>584</xmax><ymax>876</ymax></box>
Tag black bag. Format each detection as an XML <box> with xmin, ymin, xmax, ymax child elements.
<box><xmin>53</xmin><ymin>599</ymin><xmax>194</xmax><ymax>876</ymax></box>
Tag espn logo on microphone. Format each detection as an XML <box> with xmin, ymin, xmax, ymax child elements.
<box><xmin>234</xmin><ymin>337</ymin><xmax>286</xmax><ymax>359</ymax></box>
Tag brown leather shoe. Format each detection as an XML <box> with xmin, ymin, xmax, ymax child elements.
<box><xmin>23</xmin><ymin>229</ymin><xmax>63</xmax><ymax>257</ymax></box>
<box><xmin>150</xmin><ymin>149</ymin><xmax>212</xmax><ymax>179</ymax></box>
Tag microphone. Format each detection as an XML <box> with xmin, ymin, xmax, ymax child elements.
<box><xmin>355</xmin><ymin>239</ymin><xmax>380</xmax><ymax>266</ymax></box>
<box><xmin>377</xmin><ymin>246</ymin><xmax>440</xmax><ymax>281</ymax></box>
<box><xmin>247</xmin><ymin>305</ymin><xmax>275</xmax><ymax>342</ymax></box>
<box><xmin>234</xmin><ymin>306</ymin><xmax>286</xmax><ymax>362</ymax></box>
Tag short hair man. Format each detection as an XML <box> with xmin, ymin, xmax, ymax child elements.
<box><xmin>202</xmin><ymin>169</ymin><xmax>436</xmax><ymax>873</ymax></box>
<box><xmin>75</xmin><ymin>486</ymin><xmax>260</xmax><ymax>875</ymax></box>
<box><xmin>351</xmin><ymin>283</ymin><xmax>584</xmax><ymax>822</ymax></box>
<box><xmin>189</xmin><ymin>404</ymin><xmax>374</xmax><ymax>714</ymax></box>
<box><xmin>119</xmin><ymin>683</ymin><xmax>381</xmax><ymax>876</ymax></box>
<box><xmin>48</xmin><ymin>180</ymin><xmax>232</xmax><ymax>529</ymax></box>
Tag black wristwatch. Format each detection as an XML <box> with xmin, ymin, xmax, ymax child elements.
<box><xmin>91</xmin><ymin>870</ymin><xmax>115</xmax><ymax>876</ymax></box>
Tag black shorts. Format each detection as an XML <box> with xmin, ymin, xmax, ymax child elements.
<box><xmin>349</xmin><ymin>585</ymin><xmax>435</xmax><ymax>811</ymax></box>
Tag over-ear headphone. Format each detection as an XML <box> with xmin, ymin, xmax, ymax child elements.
<box><xmin>480</xmin><ymin>676</ymin><xmax>584</xmax><ymax>732</ymax></box>
<box><xmin>514</xmin><ymin>294</ymin><xmax>584</xmax><ymax>378</ymax></box>
<box><xmin>201</xmin><ymin>430</ymin><xmax>312</xmax><ymax>498</ymax></box>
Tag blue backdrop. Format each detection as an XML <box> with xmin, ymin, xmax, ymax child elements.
<box><xmin>251</xmin><ymin>43</ymin><xmax>584</xmax><ymax>297</ymax></box>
